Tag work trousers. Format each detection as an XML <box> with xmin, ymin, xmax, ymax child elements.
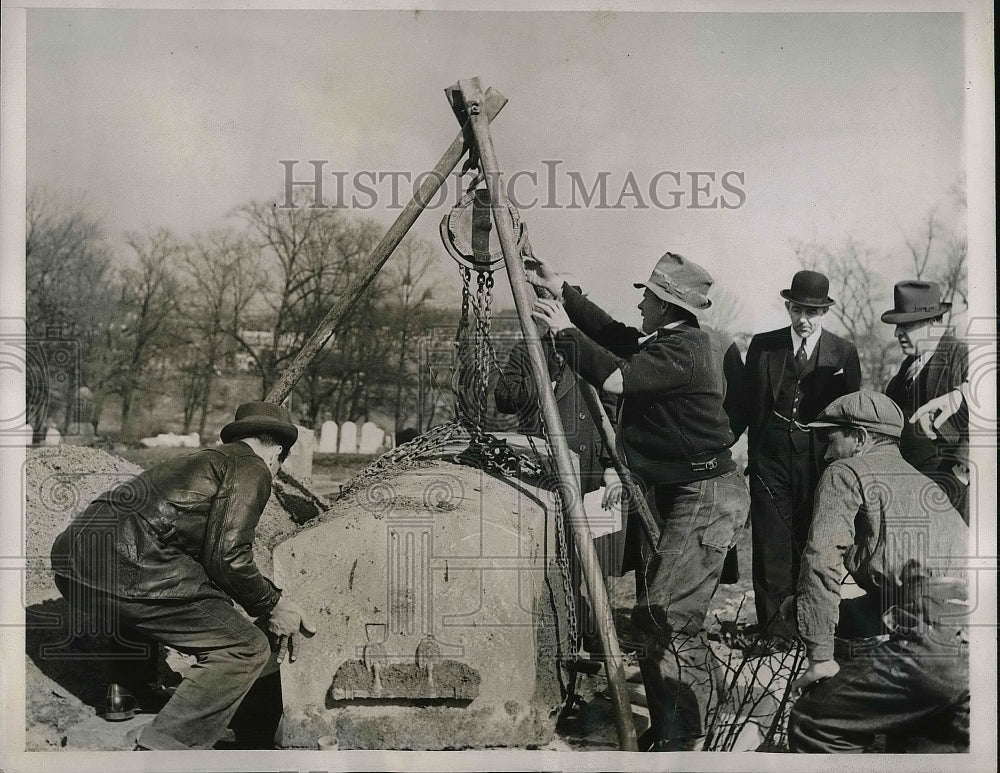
<box><xmin>749</xmin><ymin>425</ymin><xmax>817</xmax><ymax>638</ymax></box>
<box><xmin>55</xmin><ymin>575</ymin><xmax>272</xmax><ymax>750</ymax></box>
<box><xmin>631</xmin><ymin>470</ymin><xmax>750</xmax><ymax>749</ymax></box>
<box><xmin>789</xmin><ymin>615</ymin><xmax>969</xmax><ymax>753</ymax></box>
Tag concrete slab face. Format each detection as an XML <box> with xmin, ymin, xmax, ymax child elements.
<box><xmin>273</xmin><ymin>460</ymin><xmax>569</xmax><ymax>749</ymax></box>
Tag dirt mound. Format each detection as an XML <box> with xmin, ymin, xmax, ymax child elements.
<box><xmin>25</xmin><ymin>446</ymin><xmax>145</xmax><ymax>606</ymax></box>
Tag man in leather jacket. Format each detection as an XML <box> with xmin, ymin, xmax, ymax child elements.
<box><xmin>51</xmin><ymin>402</ymin><xmax>316</xmax><ymax>750</ymax></box>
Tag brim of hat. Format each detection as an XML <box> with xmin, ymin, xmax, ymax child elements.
<box><xmin>880</xmin><ymin>303</ymin><xmax>951</xmax><ymax>325</ymax></box>
<box><xmin>806</xmin><ymin>418</ymin><xmax>902</xmax><ymax>437</ymax></box>
<box><xmin>633</xmin><ymin>281</ymin><xmax>712</xmax><ymax>317</ymax></box>
<box><xmin>805</xmin><ymin>419</ymin><xmax>843</xmax><ymax>430</ymax></box>
<box><xmin>779</xmin><ymin>289</ymin><xmax>835</xmax><ymax>308</ymax></box>
<box><xmin>220</xmin><ymin>417</ymin><xmax>298</xmax><ymax>448</ymax></box>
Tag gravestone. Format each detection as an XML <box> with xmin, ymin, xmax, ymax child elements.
<box><xmin>284</xmin><ymin>425</ymin><xmax>315</xmax><ymax>480</ymax></box>
<box><xmin>44</xmin><ymin>427</ymin><xmax>61</xmax><ymax>446</ymax></box>
<box><xmin>273</xmin><ymin>459</ymin><xmax>566</xmax><ymax>750</ymax></box>
<box><xmin>338</xmin><ymin>421</ymin><xmax>358</xmax><ymax>455</ymax></box>
<box><xmin>319</xmin><ymin>421</ymin><xmax>338</xmax><ymax>454</ymax></box>
<box><xmin>358</xmin><ymin>422</ymin><xmax>384</xmax><ymax>455</ymax></box>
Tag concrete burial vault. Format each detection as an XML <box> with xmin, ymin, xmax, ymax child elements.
<box><xmin>272</xmin><ymin>458</ymin><xmax>571</xmax><ymax>750</ymax></box>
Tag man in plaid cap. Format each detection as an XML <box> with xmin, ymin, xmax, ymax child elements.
<box><xmin>787</xmin><ymin>390</ymin><xmax>969</xmax><ymax>753</ymax></box>
<box><xmin>527</xmin><ymin>250</ymin><xmax>748</xmax><ymax>751</ymax></box>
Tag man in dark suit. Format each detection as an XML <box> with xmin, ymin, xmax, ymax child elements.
<box><xmin>743</xmin><ymin>271</ymin><xmax>861</xmax><ymax>645</ymax></box>
<box><xmin>883</xmin><ymin>280</ymin><xmax>969</xmax><ymax>523</ymax></box>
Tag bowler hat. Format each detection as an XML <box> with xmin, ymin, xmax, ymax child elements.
<box><xmin>780</xmin><ymin>270</ymin><xmax>835</xmax><ymax>308</ymax></box>
<box><xmin>633</xmin><ymin>252</ymin><xmax>713</xmax><ymax>317</ymax></box>
<box><xmin>807</xmin><ymin>390</ymin><xmax>904</xmax><ymax>438</ymax></box>
<box><xmin>880</xmin><ymin>280</ymin><xmax>951</xmax><ymax>325</ymax></box>
<box><xmin>220</xmin><ymin>401</ymin><xmax>298</xmax><ymax>451</ymax></box>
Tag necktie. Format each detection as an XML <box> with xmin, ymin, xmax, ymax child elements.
<box><xmin>794</xmin><ymin>339</ymin><xmax>808</xmax><ymax>372</ymax></box>
<box><xmin>905</xmin><ymin>353</ymin><xmax>930</xmax><ymax>385</ymax></box>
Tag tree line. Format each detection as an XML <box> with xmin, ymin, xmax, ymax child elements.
<box><xmin>25</xmin><ymin>189</ymin><xmax>458</xmax><ymax>443</ymax></box>
<box><xmin>25</xmin><ymin>181</ymin><xmax>966</xmax><ymax>445</ymax></box>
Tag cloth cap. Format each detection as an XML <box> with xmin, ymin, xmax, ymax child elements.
<box><xmin>881</xmin><ymin>280</ymin><xmax>952</xmax><ymax>325</ymax></box>
<box><xmin>220</xmin><ymin>401</ymin><xmax>298</xmax><ymax>451</ymax></box>
<box><xmin>807</xmin><ymin>390</ymin><xmax>904</xmax><ymax>438</ymax></box>
<box><xmin>780</xmin><ymin>270</ymin><xmax>835</xmax><ymax>308</ymax></box>
<box><xmin>632</xmin><ymin>251</ymin><xmax>713</xmax><ymax>317</ymax></box>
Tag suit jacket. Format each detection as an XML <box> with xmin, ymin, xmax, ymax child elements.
<box><xmin>51</xmin><ymin>442</ymin><xmax>282</xmax><ymax>618</ymax></box>
<box><xmin>743</xmin><ymin>326</ymin><xmax>862</xmax><ymax>460</ymax></box>
<box><xmin>885</xmin><ymin>329</ymin><xmax>968</xmax><ymax>469</ymax></box>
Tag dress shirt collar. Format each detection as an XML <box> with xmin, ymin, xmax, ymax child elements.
<box><xmin>790</xmin><ymin>326</ymin><xmax>822</xmax><ymax>359</ymax></box>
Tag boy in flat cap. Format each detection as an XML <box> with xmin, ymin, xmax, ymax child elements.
<box><xmin>883</xmin><ymin>280</ymin><xmax>970</xmax><ymax>522</ymax></box>
<box><xmin>528</xmin><ymin>251</ymin><xmax>748</xmax><ymax>752</ymax></box>
<box><xmin>787</xmin><ymin>391</ymin><xmax>969</xmax><ymax>753</ymax></box>
<box><xmin>51</xmin><ymin>402</ymin><xmax>316</xmax><ymax>750</ymax></box>
<box><xmin>741</xmin><ymin>270</ymin><xmax>861</xmax><ymax>648</ymax></box>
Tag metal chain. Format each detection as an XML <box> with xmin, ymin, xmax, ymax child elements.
<box><xmin>529</xmin><ymin>341</ymin><xmax>579</xmax><ymax>666</ymax></box>
<box><xmin>344</xmin><ymin>261</ymin><xmax>577</xmax><ymax>679</ymax></box>
<box><xmin>473</xmin><ymin>270</ymin><xmax>493</xmax><ymax>422</ymax></box>
<box><xmin>550</xmin><ymin>473</ymin><xmax>580</xmax><ymax>666</ymax></box>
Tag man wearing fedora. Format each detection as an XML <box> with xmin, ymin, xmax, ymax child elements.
<box><xmin>883</xmin><ymin>280</ymin><xmax>969</xmax><ymax>523</ymax></box>
<box><xmin>786</xmin><ymin>391</ymin><xmax>969</xmax><ymax>753</ymax></box>
<box><xmin>742</xmin><ymin>270</ymin><xmax>861</xmax><ymax>648</ymax></box>
<box><xmin>528</xmin><ymin>251</ymin><xmax>749</xmax><ymax>751</ymax></box>
<box><xmin>50</xmin><ymin>401</ymin><xmax>316</xmax><ymax>750</ymax></box>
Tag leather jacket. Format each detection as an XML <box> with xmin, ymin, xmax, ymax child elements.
<box><xmin>51</xmin><ymin>442</ymin><xmax>282</xmax><ymax>618</ymax></box>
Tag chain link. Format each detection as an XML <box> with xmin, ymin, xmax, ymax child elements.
<box><xmin>343</xmin><ymin>260</ymin><xmax>579</xmax><ymax>677</ymax></box>
<box><xmin>534</xmin><ymin>383</ymin><xmax>580</xmax><ymax>666</ymax></box>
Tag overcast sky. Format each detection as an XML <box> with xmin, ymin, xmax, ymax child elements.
<box><xmin>23</xmin><ymin>9</ymin><xmax>971</xmax><ymax>333</ymax></box>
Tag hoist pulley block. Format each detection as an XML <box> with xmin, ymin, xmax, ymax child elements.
<box><xmin>440</xmin><ymin>186</ymin><xmax>525</xmax><ymax>271</ymax></box>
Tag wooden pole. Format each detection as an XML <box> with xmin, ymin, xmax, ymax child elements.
<box><xmin>577</xmin><ymin>380</ymin><xmax>662</xmax><ymax>547</ymax></box>
<box><xmin>264</xmin><ymin>87</ymin><xmax>508</xmax><ymax>405</ymax></box>
<box><xmin>456</xmin><ymin>77</ymin><xmax>638</xmax><ymax>752</ymax></box>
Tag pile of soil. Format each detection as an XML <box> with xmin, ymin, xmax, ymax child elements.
<box><xmin>25</xmin><ymin>446</ymin><xmax>145</xmax><ymax>606</ymax></box>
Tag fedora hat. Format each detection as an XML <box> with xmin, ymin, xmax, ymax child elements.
<box><xmin>881</xmin><ymin>280</ymin><xmax>951</xmax><ymax>325</ymax></box>
<box><xmin>807</xmin><ymin>390</ymin><xmax>904</xmax><ymax>438</ymax></box>
<box><xmin>780</xmin><ymin>270</ymin><xmax>835</xmax><ymax>308</ymax></box>
<box><xmin>633</xmin><ymin>252</ymin><xmax>713</xmax><ymax>317</ymax></box>
<box><xmin>220</xmin><ymin>401</ymin><xmax>298</xmax><ymax>451</ymax></box>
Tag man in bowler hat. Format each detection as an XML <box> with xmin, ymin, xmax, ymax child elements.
<box><xmin>883</xmin><ymin>280</ymin><xmax>970</xmax><ymax>522</ymax></box>
<box><xmin>742</xmin><ymin>270</ymin><xmax>861</xmax><ymax>647</ymax></box>
<box><xmin>51</xmin><ymin>402</ymin><xmax>317</xmax><ymax>750</ymax></box>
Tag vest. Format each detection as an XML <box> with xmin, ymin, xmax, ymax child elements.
<box><xmin>774</xmin><ymin>344</ymin><xmax>817</xmax><ymax>422</ymax></box>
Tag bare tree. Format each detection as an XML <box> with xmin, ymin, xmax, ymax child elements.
<box><xmin>382</xmin><ymin>237</ymin><xmax>440</xmax><ymax>431</ymax></box>
<box><xmin>114</xmin><ymin>229</ymin><xmax>184</xmax><ymax>439</ymax></box>
<box><xmin>177</xmin><ymin>229</ymin><xmax>266</xmax><ymax>436</ymax></box>
<box><xmin>904</xmin><ymin>208</ymin><xmax>968</xmax><ymax>323</ymax></box>
<box><xmin>793</xmin><ymin>238</ymin><xmax>898</xmax><ymax>389</ymax></box>
<box><xmin>702</xmin><ymin>287</ymin><xmax>746</xmax><ymax>344</ymax></box>
<box><xmin>25</xmin><ymin>189</ymin><xmax>115</xmax><ymax>439</ymax></box>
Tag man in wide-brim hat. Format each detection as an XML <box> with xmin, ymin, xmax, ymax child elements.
<box><xmin>51</xmin><ymin>401</ymin><xmax>316</xmax><ymax>750</ymax></box>
<box><xmin>786</xmin><ymin>390</ymin><xmax>969</xmax><ymax>753</ymax></box>
<box><xmin>527</xmin><ymin>250</ymin><xmax>749</xmax><ymax>751</ymax></box>
<box><xmin>739</xmin><ymin>270</ymin><xmax>861</xmax><ymax>651</ymax></box>
<box><xmin>882</xmin><ymin>280</ymin><xmax>970</xmax><ymax>522</ymax></box>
